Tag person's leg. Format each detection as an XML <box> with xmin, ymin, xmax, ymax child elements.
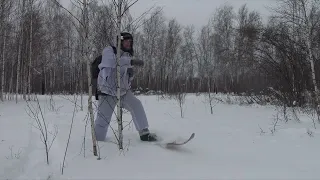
<box><xmin>94</xmin><ymin>95</ymin><xmax>117</xmax><ymax>141</ymax></box>
<box><xmin>122</xmin><ymin>91</ymin><xmax>157</xmax><ymax>141</ymax></box>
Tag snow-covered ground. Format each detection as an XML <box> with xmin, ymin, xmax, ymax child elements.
<box><xmin>1</xmin><ymin>93</ymin><xmax>320</xmax><ymax>179</ymax></box>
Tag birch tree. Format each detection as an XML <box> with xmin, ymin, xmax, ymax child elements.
<box><xmin>139</xmin><ymin>9</ymin><xmax>166</xmax><ymax>90</ymax></box>
<box><xmin>197</xmin><ymin>25</ymin><xmax>216</xmax><ymax>113</ymax></box>
<box><xmin>51</xmin><ymin>0</ymin><xmax>98</xmax><ymax>156</ymax></box>
<box><xmin>180</xmin><ymin>25</ymin><xmax>197</xmax><ymax>92</ymax></box>
<box><xmin>15</xmin><ymin>0</ymin><xmax>26</xmax><ymax>103</ymax></box>
<box><xmin>273</xmin><ymin>0</ymin><xmax>320</xmax><ymax>114</ymax></box>
<box><xmin>0</xmin><ymin>30</ymin><xmax>5</xmax><ymax>101</ymax></box>
<box><xmin>4</xmin><ymin>0</ymin><xmax>320</xmax><ymax>121</ymax></box>
<box><xmin>27</xmin><ymin>0</ymin><xmax>36</xmax><ymax>101</ymax></box>
<box><xmin>211</xmin><ymin>5</ymin><xmax>235</xmax><ymax>93</ymax></box>
<box><xmin>110</xmin><ymin>0</ymin><xmax>141</xmax><ymax>150</ymax></box>
<box><xmin>0</xmin><ymin>0</ymin><xmax>12</xmax><ymax>101</ymax></box>
<box><xmin>234</xmin><ymin>4</ymin><xmax>262</xmax><ymax>93</ymax></box>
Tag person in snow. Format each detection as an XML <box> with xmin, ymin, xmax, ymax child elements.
<box><xmin>94</xmin><ymin>32</ymin><xmax>158</xmax><ymax>142</ymax></box>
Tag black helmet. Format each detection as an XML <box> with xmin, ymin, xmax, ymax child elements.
<box><xmin>117</xmin><ymin>32</ymin><xmax>133</xmax><ymax>55</ymax></box>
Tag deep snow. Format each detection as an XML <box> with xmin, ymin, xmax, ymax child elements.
<box><xmin>1</xmin><ymin>93</ymin><xmax>320</xmax><ymax>179</ymax></box>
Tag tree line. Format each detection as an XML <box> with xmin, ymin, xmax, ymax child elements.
<box><xmin>0</xmin><ymin>0</ymin><xmax>320</xmax><ymax>107</ymax></box>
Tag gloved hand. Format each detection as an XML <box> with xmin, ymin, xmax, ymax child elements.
<box><xmin>131</xmin><ymin>59</ymin><xmax>144</xmax><ymax>66</ymax></box>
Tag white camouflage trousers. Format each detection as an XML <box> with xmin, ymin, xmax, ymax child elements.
<box><xmin>94</xmin><ymin>91</ymin><xmax>149</xmax><ymax>141</ymax></box>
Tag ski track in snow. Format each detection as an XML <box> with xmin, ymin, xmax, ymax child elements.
<box><xmin>1</xmin><ymin>94</ymin><xmax>320</xmax><ymax>179</ymax></box>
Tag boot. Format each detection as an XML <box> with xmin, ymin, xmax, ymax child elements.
<box><xmin>139</xmin><ymin>128</ymin><xmax>158</xmax><ymax>142</ymax></box>
<box><xmin>140</xmin><ymin>132</ymin><xmax>158</xmax><ymax>142</ymax></box>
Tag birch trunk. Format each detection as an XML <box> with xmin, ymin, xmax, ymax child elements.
<box><xmin>69</xmin><ymin>48</ymin><xmax>72</xmax><ymax>92</ymax></box>
<box><xmin>207</xmin><ymin>77</ymin><xmax>213</xmax><ymax>114</ymax></box>
<box><xmin>28</xmin><ymin>0</ymin><xmax>33</xmax><ymax>101</ymax></box>
<box><xmin>300</xmin><ymin>0</ymin><xmax>320</xmax><ymax>111</ymax></box>
<box><xmin>50</xmin><ymin>68</ymin><xmax>53</xmax><ymax>94</ymax></box>
<box><xmin>8</xmin><ymin>54</ymin><xmax>14</xmax><ymax>100</ymax></box>
<box><xmin>308</xmin><ymin>51</ymin><xmax>320</xmax><ymax>123</ymax></box>
<box><xmin>116</xmin><ymin>0</ymin><xmax>123</xmax><ymax>150</ymax></box>
<box><xmin>308</xmin><ymin>40</ymin><xmax>318</xmax><ymax>95</ymax></box>
<box><xmin>23</xmin><ymin>58</ymin><xmax>27</xmax><ymax>100</ymax></box>
<box><xmin>16</xmin><ymin>0</ymin><xmax>26</xmax><ymax>103</ymax></box>
<box><xmin>80</xmin><ymin>63</ymin><xmax>83</xmax><ymax>110</ymax></box>
<box><xmin>53</xmin><ymin>61</ymin><xmax>56</xmax><ymax>92</ymax></box>
<box><xmin>16</xmin><ymin>36</ymin><xmax>22</xmax><ymax>103</ymax></box>
<box><xmin>1</xmin><ymin>29</ymin><xmax>5</xmax><ymax>101</ymax></box>
<box><xmin>83</xmin><ymin>0</ymin><xmax>97</xmax><ymax>156</ymax></box>
<box><xmin>23</xmin><ymin>37</ymin><xmax>27</xmax><ymax>100</ymax></box>
<box><xmin>62</xmin><ymin>60</ymin><xmax>65</xmax><ymax>92</ymax></box>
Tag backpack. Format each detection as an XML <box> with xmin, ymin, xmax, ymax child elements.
<box><xmin>91</xmin><ymin>46</ymin><xmax>117</xmax><ymax>100</ymax></box>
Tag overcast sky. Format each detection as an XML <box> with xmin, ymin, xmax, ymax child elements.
<box><xmin>61</xmin><ymin>0</ymin><xmax>278</xmax><ymax>30</ymax></box>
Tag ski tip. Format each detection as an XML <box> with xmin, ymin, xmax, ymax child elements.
<box><xmin>191</xmin><ymin>133</ymin><xmax>195</xmax><ymax>138</ymax></box>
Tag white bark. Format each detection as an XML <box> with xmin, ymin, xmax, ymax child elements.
<box><xmin>80</xmin><ymin>63</ymin><xmax>83</xmax><ymax>111</ymax></box>
<box><xmin>62</xmin><ymin>59</ymin><xmax>65</xmax><ymax>92</ymax></box>
<box><xmin>16</xmin><ymin>35</ymin><xmax>22</xmax><ymax>103</ymax></box>
<box><xmin>28</xmin><ymin>0</ymin><xmax>33</xmax><ymax>101</ymax></box>
<box><xmin>116</xmin><ymin>0</ymin><xmax>123</xmax><ymax>150</ymax></box>
<box><xmin>207</xmin><ymin>77</ymin><xmax>214</xmax><ymax>114</ymax></box>
<box><xmin>299</xmin><ymin>0</ymin><xmax>319</xmax><ymax>102</ymax></box>
<box><xmin>1</xmin><ymin>29</ymin><xmax>5</xmax><ymax>101</ymax></box>
<box><xmin>8</xmin><ymin>57</ymin><xmax>14</xmax><ymax>100</ymax></box>
<box><xmin>83</xmin><ymin>0</ymin><xmax>97</xmax><ymax>156</ymax></box>
<box><xmin>16</xmin><ymin>0</ymin><xmax>26</xmax><ymax>103</ymax></box>
<box><xmin>308</xmin><ymin>40</ymin><xmax>318</xmax><ymax>93</ymax></box>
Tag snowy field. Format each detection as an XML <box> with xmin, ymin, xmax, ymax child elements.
<box><xmin>1</xmin><ymin>93</ymin><xmax>320</xmax><ymax>179</ymax></box>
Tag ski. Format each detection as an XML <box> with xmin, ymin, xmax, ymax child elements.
<box><xmin>155</xmin><ymin>133</ymin><xmax>195</xmax><ymax>148</ymax></box>
<box><xmin>166</xmin><ymin>132</ymin><xmax>195</xmax><ymax>146</ymax></box>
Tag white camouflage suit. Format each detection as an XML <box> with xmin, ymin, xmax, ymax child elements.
<box><xmin>94</xmin><ymin>46</ymin><xmax>150</xmax><ymax>141</ymax></box>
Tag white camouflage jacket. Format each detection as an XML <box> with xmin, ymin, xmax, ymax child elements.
<box><xmin>97</xmin><ymin>46</ymin><xmax>133</xmax><ymax>96</ymax></box>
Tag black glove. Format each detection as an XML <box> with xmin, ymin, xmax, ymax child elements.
<box><xmin>127</xmin><ymin>67</ymin><xmax>134</xmax><ymax>78</ymax></box>
<box><xmin>131</xmin><ymin>59</ymin><xmax>144</xmax><ymax>66</ymax></box>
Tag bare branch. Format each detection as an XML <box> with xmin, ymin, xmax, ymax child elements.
<box><xmin>50</xmin><ymin>0</ymin><xmax>85</xmax><ymax>27</ymax></box>
<box><xmin>121</xmin><ymin>0</ymin><xmax>138</xmax><ymax>17</ymax></box>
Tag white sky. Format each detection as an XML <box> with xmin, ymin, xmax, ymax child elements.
<box><xmin>61</xmin><ymin>0</ymin><xmax>278</xmax><ymax>30</ymax></box>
